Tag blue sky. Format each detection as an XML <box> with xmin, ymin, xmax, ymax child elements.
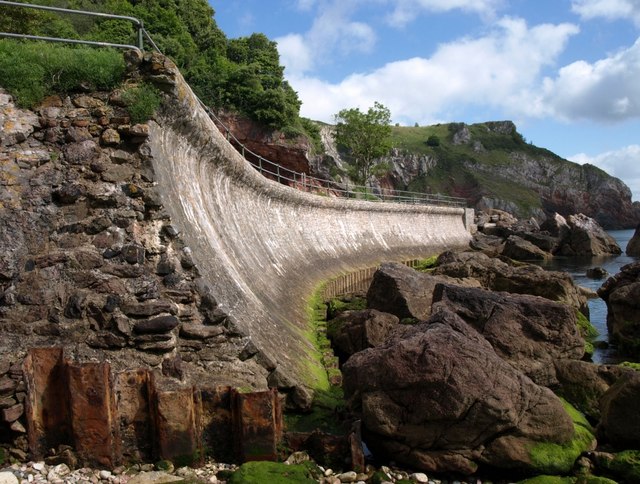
<box><xmin>212</xmin><ymin>0</ymin><xmax>640</xmax><ymax>201</ymax></box>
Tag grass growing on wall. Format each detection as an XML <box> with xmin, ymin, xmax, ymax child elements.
<box><xmin>0</xmin><ymin>39</ymin><xmax>125</xmax><ymax>108</ymax></box>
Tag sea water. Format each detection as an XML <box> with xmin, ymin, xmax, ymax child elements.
<box><xmin>535</xmin><ymin>229</ymin><xmax>638</xmax><ymax>363</ymax></box>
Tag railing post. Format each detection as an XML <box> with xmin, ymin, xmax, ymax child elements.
<box><xmin>137</xmin><ymin>20</ymin><xmax>144</xmax><ymax>50</ymax></box>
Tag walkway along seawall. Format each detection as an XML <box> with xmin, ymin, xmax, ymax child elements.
<box><xmin>145</xmin><ymin>53</ymin><xmax>473</xmax><ymax>400</ymax></box>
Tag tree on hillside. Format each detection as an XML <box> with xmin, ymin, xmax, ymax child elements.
<box><xmin>333</xmin><ymin>102</ymin><xmax>393</xmax><ymax>184</ymax></box>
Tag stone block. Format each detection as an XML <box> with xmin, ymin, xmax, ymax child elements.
<box><xmin>66</xmin><ymin>361</ymin><xmax>120</xmax><ymax>468</ymax></box>
<box><xmin>233</xmin><ymin>388</ymin><xmax>282</xmax><ymax>462</ymax></box>
<box><xmin>23</xmin><ymin>348</ymin><xmax>72</xmax><ymax>459</ymax></box>
<box><xmin>115</xmin><ymin>369</ymin><xmax>153</xmax><ymax>462</ymax></box>
<box><xmin>200</xmin><ymin>386</ymin><xmax>233</xmax><ymax>463</ymax></box>
<box><xmin>153</xmin><ymin>385</ymin><xmax>202</xmax><ymax>466</ymax></box>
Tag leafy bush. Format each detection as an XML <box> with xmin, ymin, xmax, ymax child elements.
<box><xmin>0</xmin><ymin>39</ymin><xmax>124</xmax><ymax>107</ymax></box>
<box><xmin>120</xmin><ymin>83</ymin><xmax>162</xmax><ymax>123</ymax></box>
<box><xmin>426</xmin><ymin>134</ymin><xmax>441</xmax><ymax>146</ymax></box>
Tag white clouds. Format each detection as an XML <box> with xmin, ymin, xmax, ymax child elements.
<box><xmin>570</xmin><ymin>145</ymin><xmax>640</xmax><ymax>200</ymax></box>
<box><xmin>276</xmin><ymin>34</ymin><xmax>313</xmax><ymax>74</ymax></box>
<box><xmin>290</xmin><ymin>18</ymin><xmax>578</xmax><ymax>124</ymax></box>
<box><xmin>536</xmin><ymin>38</ymin><xmax>640</xmax><ymax>121</ymax></box>
<box><xmin>387</xmin><ymin>0</ymin><xmax>503</xmax><ymax>27</ymax></box>
<box><xmin>276</xmin><ymin>1</ymin><xmax>376</xmax><ymax>76</ymax></box>
<box><xmin>571</xmin><ymin>0</ymin><xmax>640</xmax><ymax>27</ymax></box>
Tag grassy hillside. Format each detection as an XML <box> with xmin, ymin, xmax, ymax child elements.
<box><xmin>385</xmin><ymin>121</ymin><xmax>576</xmax><ymax>216</ymax></box>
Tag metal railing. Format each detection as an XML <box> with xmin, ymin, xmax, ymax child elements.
<box><xmin>0</xmin><ymin>0</ymin><xmax>149</xmax><ymax>51</ymax></box>
<box><xmin>0</xmin><ymin>1</ymin><xmax>466</xmax><ymax>208</ymax></box>
<box><xmin>204</xmin><ymin>107</ymin><xmax>467</xmax><ymax>207</ymax></box>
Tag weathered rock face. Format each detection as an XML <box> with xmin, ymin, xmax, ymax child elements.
<box><xmin>216</xmin><ymin>112</ymin><xmax>311</xmax><ymax>176</ymax></box>
<box><xmin>326</xmin><ymin>309</ymin><xmax>398</xmax><ymax>360</ymax></box>
<box><xmin>432</xmin><ymin>251</ymin><xmax>589</xmax><ymax>316</ymax></box>
<box><xmin>342</xmin><ymin>310</ymin><xmax>579</xmax><ymax>475</ymax></box>
<box><xmin>365</xmin><ymin>262</ymin><xmax>480</xmax><ymax>321</ymax></box>
<box><xmin>556</xmin><ymin>214</ymin><xmax>621</xmax><ymax>256</ymax></box>
<box><xmin>553</xmin><ymin>360</ymin><xmax>632</xmax><ymax>422</ymax></box>
<box><xmin>598</xmin><ymin>262</ymin><xmax>640</xmax><ymax>357</ymax></box>
<box><xmin>626</xmin><ymin>223</ymin><xmax>640</xmax><ymax>256</ymax></box>
<box><xmin>431</xmin><ymin>284</ymin><xmax>585</xmax><ymax>386</ymax></box>
<box><xmin>598</xmin><ymin>371</ymin><xmax>640</xmax><ymax>448</ymax></box>
<box><xmin>501</xmin><ymin>235</ymin><xmax>551</xmax><ymax>261</ymax></box>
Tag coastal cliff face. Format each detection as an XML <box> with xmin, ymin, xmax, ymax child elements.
<box><xmin>230</xmin><ymin>118</ymin><xmax>638</xmax><ymax>229</ymax></box>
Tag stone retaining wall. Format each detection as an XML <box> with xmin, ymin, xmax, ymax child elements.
<box><xmin>144</xmin><ymin>52</ymin><xmax>472</xmax><ymax>400</ymax></box>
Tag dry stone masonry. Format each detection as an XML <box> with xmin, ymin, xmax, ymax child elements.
<box><xmin>0</xmin><ymin>51</ymin><xmax>472</xmax><ymax>466</ymax></box>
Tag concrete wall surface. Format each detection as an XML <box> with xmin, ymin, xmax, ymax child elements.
<box><xmin>147</xmin><ymin>64</ymin><xmax>472</xmax><ymax>394</ymax></box>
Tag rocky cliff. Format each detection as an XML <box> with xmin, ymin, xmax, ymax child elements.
<box><xmin>228</xmin><ymin>118</ymin><xmax>639</xmax><ymax>229</ymax></box>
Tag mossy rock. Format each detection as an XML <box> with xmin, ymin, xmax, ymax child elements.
<box><xmin>576</xmin><ymin>311</ymin><xmax>599</xmax><ymax>340</ymax></box>
<box><xmin>517</xmin><ymin>476</ymin><xmax>618</xmax><ymax>484</ymax></box>
<box><xmin>327</xmin><ymin>297</ymin><xmax>366</xmax><ymax>319</ymax></box>
<box><xmin>602</xmin><ymin>450</ymin><xmax>640</xmax><ymax>482</ymax></box>
<box><xmin>412</xmin><ymin>255</ymin><xmax>439</xmax><ymax>272</ymax></box>
<box><xmin>370</xmin><ymin>470</ymin><xmax>393</xmax><ymax>484</ymax></box>
<box><xmin>228</xmin><ymin>461</ymin><xmax>320</xmax><ymax>484</ymax></box>
<box><xmin>517</xmin><ymin>476</ymin><xmax>575</xmax><ymax>484</ymax></box>
<box><xmin>529</xmin><ymin>400</ymin><xmax>595</xmax><ymax>475</ymax></box>
<box><xmin>619</xmin><ymin>361</ymin><xmax>640</xmax><ymax>371</ymax></box>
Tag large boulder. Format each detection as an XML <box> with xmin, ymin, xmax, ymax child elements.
<box><xmin>501</xmin><ymin>235</ymin><xmax>551</xmax><ymax>261</ymax></box>
<box><xmin>366</xmin><ymin>262</ymin><xmax>479</xmax><ymax>321</ymax></box>
<box><xmin>342</xmin><ymin>310</ymin><xmax>591</xmax><ymax>475</ymax></box>
<box><xmin>553</xmin><ymin>360</ymin><xmax>632</xmax><ymax>421</ymax></box>
<box><xmin>598</xmin><ymin>262</ymin><xmax>640</xmax><ymax>357</ymax></box>
<box><xmin>432</xmin><ymin>284</ymin><xmax>585</xmax><ymax>386</ymax></box>
<box><xmin>598</xmin><ymin>371</ymin><xmax>640</xmax><ymax>448</ymax></box>
<box><xmin>432</xmin><ymin>251</ymin><xmax>589</xmax><ymax>316</ymax></box>
<box><xmin>626</xmin><ymin>223</ymin><xmax>640</xmax><ymax>256</ymax></box>
<box><xmin>557</xmin><ymin>214</ymin><xmax>621</xmax><ymax>256</ymax></box>
<box><xmin>327</xmin><ymin>309</ymin><xmax>398</xmax><ymax>360</ymax></box>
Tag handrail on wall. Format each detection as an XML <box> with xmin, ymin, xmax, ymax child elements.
<box><xmin>0</xmin><ymin>0</ymin><xmax>467</xmax><ymax>208</ymax></box>
<box><xmin>0</xmin><ymin>0</ymin><xmax>146</xmax><ymax>50</ymax></box>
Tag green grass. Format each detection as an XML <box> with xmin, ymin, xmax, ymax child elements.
<box><xmin>529</xmin><ymin>399</ymin><xmax>595</xmax><ymax>475</ymax></box>
<box><xmin>619</xmin><ymin>361</ymin><xmax>640</xmax><ymax>371</ymax></box>
<box><xmin>0</xmin><ymin>39</ymin><xmax>125</xmax><ymax>108</ymax></box>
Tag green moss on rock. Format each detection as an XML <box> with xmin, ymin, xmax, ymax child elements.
<box><xmin>529</xmin><ymin>400</ymin><xmax>595</xmax><ymax>475</ymax></box>
<box><xmin>517</xmin><ymin>476</ymin><xmax>575</xmax><ymax>484</ymax></box>
<box><xmin>517</xmin><ymin>476</ymin><xmax>618</xmax><ymax>484</ymax></box>
<box><xmin>602</xmin><ymin>450</ymin><xmax>640</xmax><ymax>483</ymax></box>
<box><xmin>576</xmin><ymin>311</ymin><xmax>599</xmax><ymax>340</ymax></box>
<box><xmin>412</xmin><ymin>255</ymin><xmax>438</xmax><ymax>272</ymax></box>
<box><xmin>228</xmin><ymin>461</ymin><xmax>320</xmax><ymax>484</ymax></box>
<box><xmin>619</xmin><ymin>361</ymin><xmax>640</xmax><ymax>371</ymax></box>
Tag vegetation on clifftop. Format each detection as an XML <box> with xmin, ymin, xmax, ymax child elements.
<box><xmin>0</xmin><ymin>0</ymin><xmax>303</xmax><ymax>131</ymax></box>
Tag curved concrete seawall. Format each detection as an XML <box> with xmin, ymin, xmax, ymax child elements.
<box><xmin>146</xmin><ymin>56</ymin><xmax>472</xmax><ymax>396</ymax></box>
